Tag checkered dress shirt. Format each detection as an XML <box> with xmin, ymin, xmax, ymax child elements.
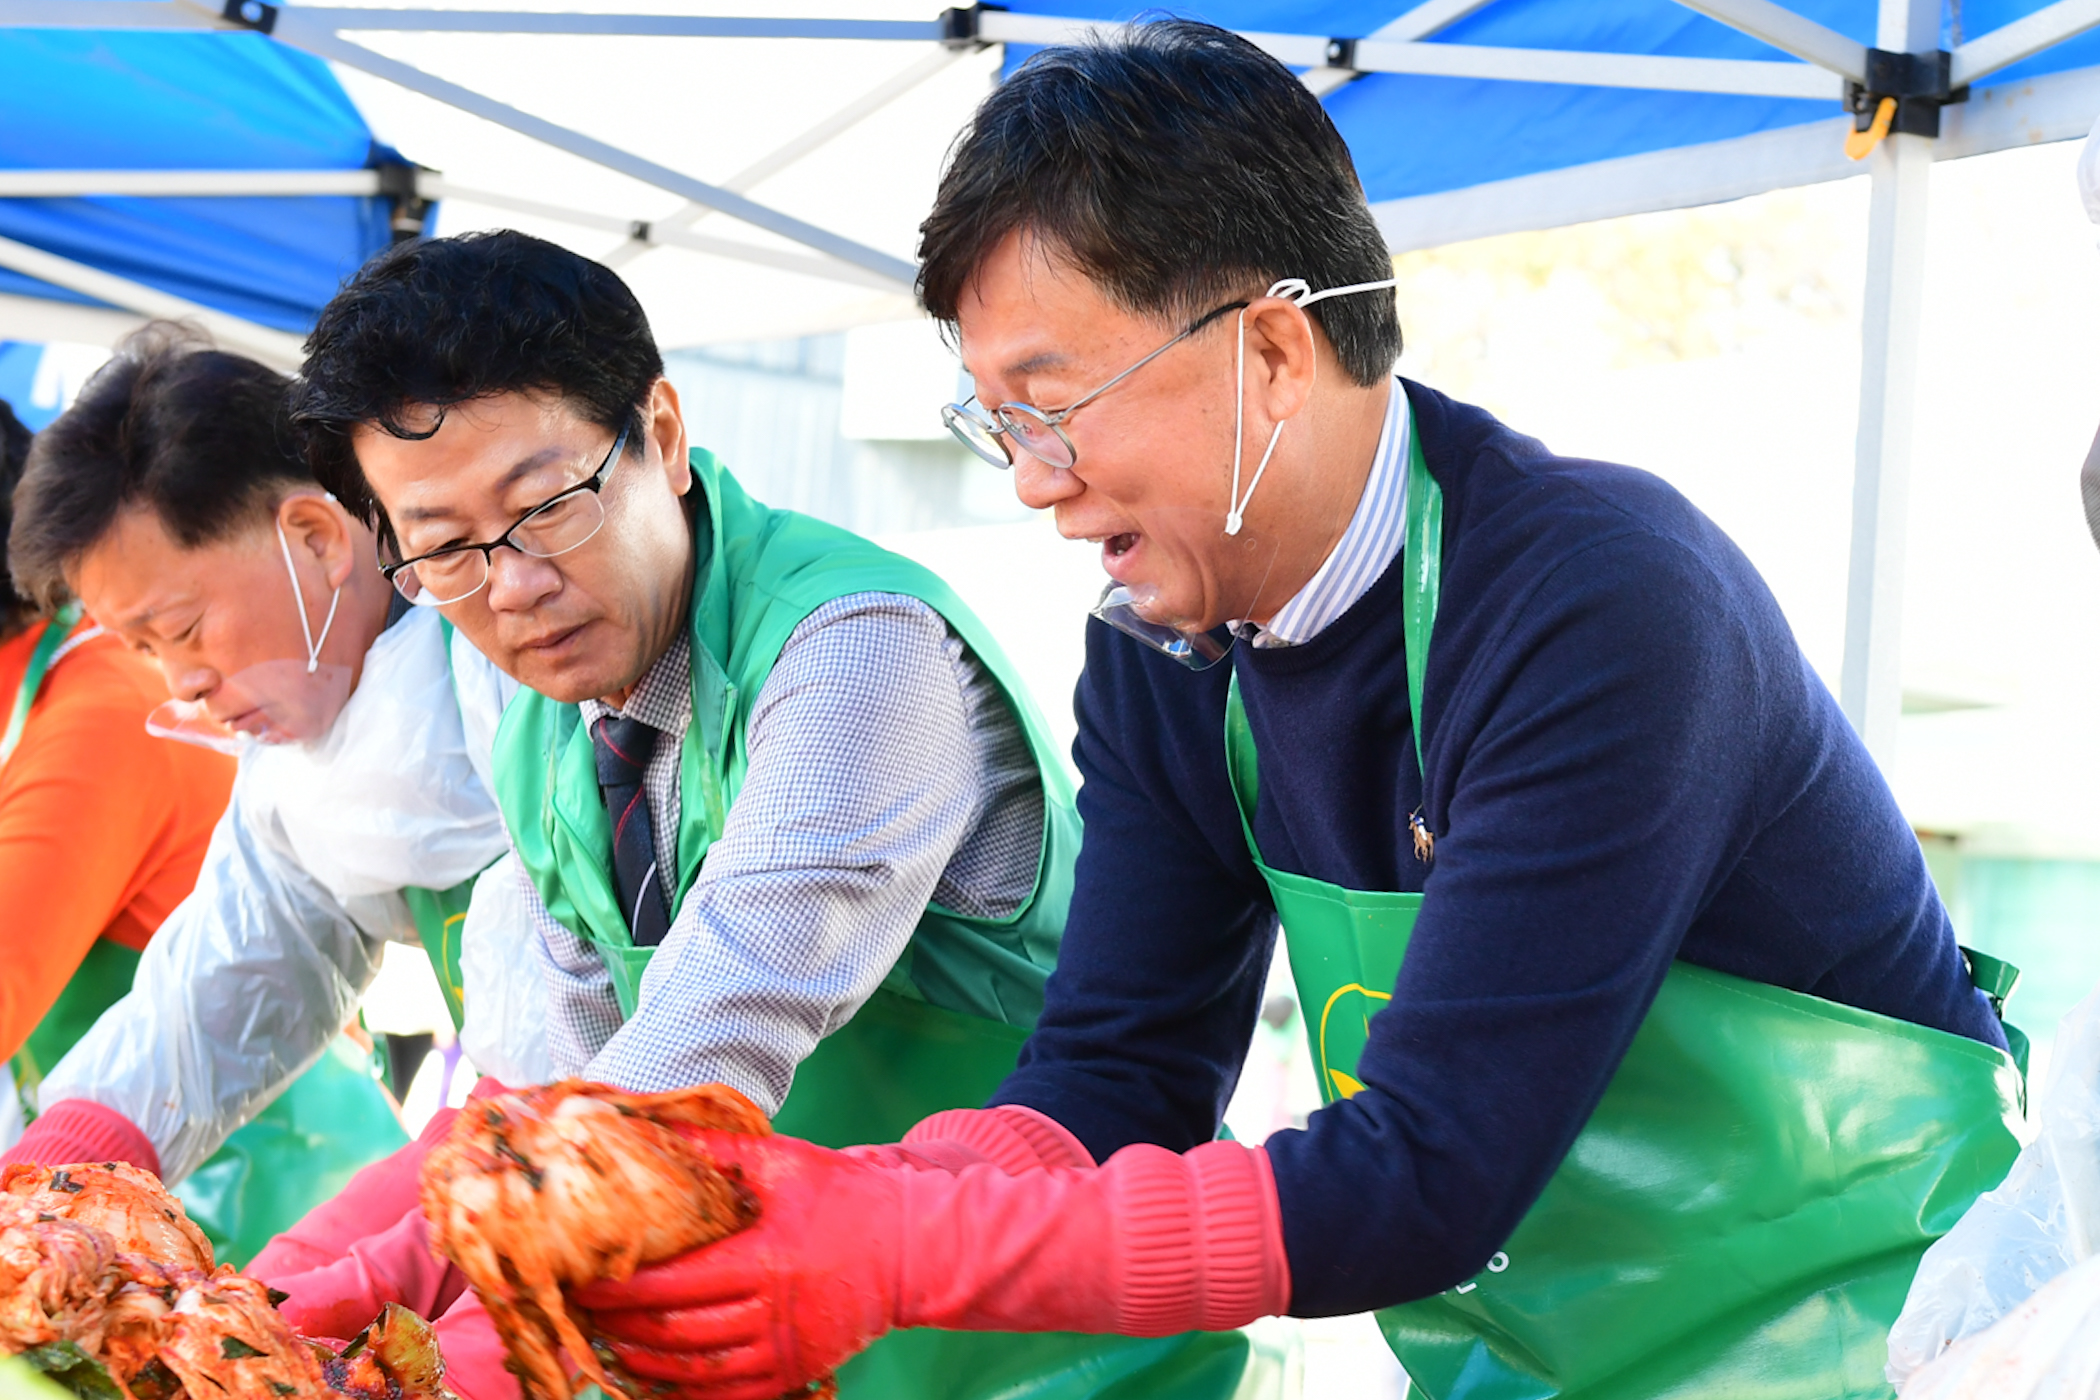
<box><xmin>519</xmin><ymin>591</ymin><xmax>1044</xmax><ymax>1112</ymax></box>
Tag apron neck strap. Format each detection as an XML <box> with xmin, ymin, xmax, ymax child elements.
<box><xmin>1400</xmin><ymin>404</ymin><xmax>1441</xmax><ymax>774</ymax></box>
<box><xmin>1223</xmin><ymin>396</ymin><xmax>1444</xmax><ymax>851</ymax></box>
<box><xmin>0</xmin><ymin>602</ymin><xmax>85</xmax><ymax>772</ymax></box>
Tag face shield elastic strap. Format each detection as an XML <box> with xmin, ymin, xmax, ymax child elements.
<box><xmin>1225</xmin><ymin>275</ymin><xmax>1403</xmax><ymax>537</ymax></box>
<box><xmin>1097</xmin><ymin>274</ymin><xmax>1404</xmax><ymax>669</ymax></box>
<box><xmin>276</xmin><ymin>513</ymin><xmax>342</xmax><ymax>675</ymax></box>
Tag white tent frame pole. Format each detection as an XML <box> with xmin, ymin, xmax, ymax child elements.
<box><xmin>1841</xmin><ymin>0</ymin><xmax>1939</xmax><ymax>763</ymax></box>
<box><xmin>605</xmin><ymin>44</ymin><xmax>967</xmax><ymax>270</ymax></box>
<box><xmin>1668</xmin><ymin>0</ymin><xmax>1867</xmax><ymax>79</ymax></box>
<box><xmin>426</xmin><ymin>181</ymin><xmax>905</xmax><ymax>289</ymax></box>
<box><xmin>1303</xmin><ymin>0</ymin><xmax>1495</xmax><ymax>96</ymax></box>
<box><xmin>0</xmin><ymin>170</ymin><xmax>384</xmax><ymax>195</ymax></box>
<box><xmin>976</xmin><ymin>12</ymin><xmax>1838</xmax><ymax>96</ymax></box>
<box><xmin>0</xmin><ymin>3</ymin><xmax>1845</xmax><ymax>100</ymax></box>
<box><xmin>184</xmin><ymin>4</ymin><xmax>919</xmax><ymax>289</ymax></box>
<box><xmin>1953</xmin><ymin>0</ymin><xmax>2100</xmax><ymax>86</ymax></box>
<box><xmin>0</xmin><ymin>231</ymin><xmax>305</xmax><ymax>369</ymax></box>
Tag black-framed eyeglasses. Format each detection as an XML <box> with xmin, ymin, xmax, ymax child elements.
<box><xmin>381</xmin><ymin>421</ymin><xmax>633</xmax><ymax>607</ymax></box>
<box><xmin>942</xmin><ymin>299</ymin><xmax>1248</xmax><ymax>471</ymax></box>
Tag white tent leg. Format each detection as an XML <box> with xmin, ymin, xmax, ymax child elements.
<box><xmin>1841</xmin><ymin>0</ymin><xmax>1939</xmax><ymax>766</ymax></box>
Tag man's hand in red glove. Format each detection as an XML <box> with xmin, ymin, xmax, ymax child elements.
<box><xmin>573</xmin><ymin>1125</ymin><xmax>1291</xmax><ymax>1400</ymax></box>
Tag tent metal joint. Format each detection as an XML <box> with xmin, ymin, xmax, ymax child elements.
<box><xmin>1325</xmin><ymin>36</ymin><xmax>1358</xmax><ymax>71</ymax></box>
<box><xmin>218</xmin><ymin>0</ymin><xmax>276</xmax><ymax>35</ymax></box>
<box><xmin>371</xmin><ymin>156</ymin><xmax>433</xmax><ymax>241</ymax></box>
<box><xmin>939</xmin><ymin>4</ymin><xmax>997</xmax><ymax>52</ymax></box>
<box><xmin>1845</xmin><ymin>47</ymin><xmax>1964</xmax><ymax>138</ymax></box>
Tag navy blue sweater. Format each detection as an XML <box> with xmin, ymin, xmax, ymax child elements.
<box><xmin>990</xmin><ymin>380</ymin><xmax>2006</xmax><ymax>1318</ymax></box>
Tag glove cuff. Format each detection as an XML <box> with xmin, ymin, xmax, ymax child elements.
<box><xmin>1116</xmin><ymin>1140</ymin><xmax>1292</xmax><ymax>1333</ymax></box>
<box><xmin>2</xmin><ymin>1099</ymin><xmax>157</xmax><ymax>1176</ymax></box>
<box><xmin>904</xmin><ymin>1105</ymin><xmax>1096</xmax><ymax>1173</ymax></box>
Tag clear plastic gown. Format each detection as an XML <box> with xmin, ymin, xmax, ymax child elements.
<box><xmin>36</xmin><ymin>609</ymin><xmax>538</xmax><ymax>1181</ymax></box>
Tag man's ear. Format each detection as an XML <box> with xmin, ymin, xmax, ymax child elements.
<box><xmin>276</xmin><ymin>492</ymin><xmax>366</xmax><ymax>592</ymax></box>
<box><xmin>649</xmin><ymin>377</ymin><xmax>692</xmax><ymax>496</ymax></box>
<box><xmin>1242</xmin><ymin>298</ymin><xmax>1321</xmax><ymax>426</ymax></box>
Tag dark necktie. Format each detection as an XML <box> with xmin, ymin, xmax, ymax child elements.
<box><xmin>591</xmin><ymin>713</ymin><xmax>672</xmax><ymax>947</ymax></box>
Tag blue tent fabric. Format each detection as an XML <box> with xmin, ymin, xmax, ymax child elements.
<box><xmin>0</xmin><ymin>342</ymin><xmax>54</xmax><ymax>429</ymax></box>
<box><xmin>0</xmin><ymin>28</ymin><xmax>399</xmax><ymax>331</ymax></box>
<box><xmin>1002</xmin><ymin>1</ymin><xmax>2100</xmax><ymax>205</ymax></box>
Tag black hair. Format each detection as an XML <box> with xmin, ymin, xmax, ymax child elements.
<box><xmin>291</xmin><ymin>230</ymin><xmax>665</xmax><ymax>535</ymax></box>
<box><xmin>10</xmin><ymin>324</ymin><xmax>312</xmax><ymax>612</ymax></box>
<box><xmin>0</xmin><ymin>397</ymin><xmax>37</xmax><ymax>635</ymax></box>
<box><xmin>917</xmin><ymin>19</ymin><xmax>1400</xmax><ymax>386</ymax></box>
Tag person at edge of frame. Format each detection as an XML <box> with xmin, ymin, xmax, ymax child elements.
<box><xmin>0</xmin><ymin>326</ymin><xmax>543</xmax><ymax>1356</ymax></box>
<box><xmin>561</xmin><ymin>22</ymin><xmax>2028</xmax><ymax>1400</ymax></box>
<box><xmin>0</xmin><ymin>393</ymin><xmax>234</xmax><ymax>1152</ymax></box>
<box><xmin>241</xmin><ymin>229</ymin><xmax>1293</xmax><ymax>1400</ymax></box>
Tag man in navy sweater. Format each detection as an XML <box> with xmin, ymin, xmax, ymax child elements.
<box><xmin>580</xmin><ymin>22</ymin><xmax>2022</xmax><ymax>1399</ymax></box>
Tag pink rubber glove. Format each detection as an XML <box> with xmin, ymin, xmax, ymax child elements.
<box><xmin>430</xmin><ymin>1289</ymin><xmax>521</xmax><ymax>1400</ymax></box>
<box><xmin>261</xmin><ymin>1238</ymin><xmax>515</xmax><ymax>1400</ymax></box>
<box><xmin>843</xmin><ymin>1104</ymin><xmax>1096</xmax><ymax>1174</ymax></box>
<box><xmin>257</xmin><ymin>1205</ymin><xmax>468</xmax><ymax>1340</ymax></box>
<box><xmin>574</xmin><ymin>1131</ymin><xmax>1291</xmax><ymax>1400</ymax></box>
<box><xmin>249</xmin><ymin>1077</ymin><xmax>505</xmax><ymax>1279</ymax></box>
<box><xmin>0</xmin><ymin>1100</ymin><xmax>158</xmax><ymax>1175</ymax></box>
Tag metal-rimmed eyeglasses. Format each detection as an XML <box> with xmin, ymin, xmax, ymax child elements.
<box><xmin>381</xmin><ymin>420</ymin><xmax>633</xmax><ymax>607</ymax></box>
<box><xmin>942</xmin><ymin>299</ymin><xmax>1247</xmax><ymax>471</ymax></box>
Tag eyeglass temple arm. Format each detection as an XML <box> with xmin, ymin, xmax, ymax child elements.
<box><xmin>1053</xmin><ymin>300</ymin><xmax>1251</xmax><ymax>422</ymax></box>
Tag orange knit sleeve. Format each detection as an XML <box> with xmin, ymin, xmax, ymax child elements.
<box><xmin>0</xmin><ymin>638</ymin><xmax>235</xmax><ymax>1060</ymax></box>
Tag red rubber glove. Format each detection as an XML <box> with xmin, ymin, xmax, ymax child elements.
<box><xmin>843</xmin><ymin>1104</ymin><xmax>1096</xmax><ymax>1174</ymax></box>
<box><xmin>248</xmin><ymin>1077</ymin><xmax>505</xmax><ymax>1279</ymax></box>
<box><xmin>259</xmin><ymin>1236</ymin><xmax>515</xmax><ymax>1400</ymax></box>
<box><xmin>429</xmin><ymin>1288</ymin><xmax>522</xmax><ymax>1400</ymax></box>
<box><xmin>0</xmin><ymin>1100</ymin><xmax>158</xmax><ymax>1175</ymax></box>
<box><xmin>257</xmin><ymin>1204</ymin><xmax>468</xmax><ymax>1340</ymax></box>
<box><xmin>573</xmin><ymin>1130</ymin><xmax>1291</xmax><ymax>1400</ymax></box>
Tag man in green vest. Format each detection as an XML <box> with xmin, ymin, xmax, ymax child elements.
<box><xmin>282</xmin><ymin>229</ymin><xmax>1286</xmax><ymax>1400</ymax></box>
<box><xmin>571</xmin><ymin>22</ymin><xmax>2028</xmax><ymax>1400</ymax></box>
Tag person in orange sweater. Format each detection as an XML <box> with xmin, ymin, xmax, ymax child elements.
<box><xmin>0</xmin><ymin>395</ymin><xmax>235</xmax><ymax>1144</ymax></box>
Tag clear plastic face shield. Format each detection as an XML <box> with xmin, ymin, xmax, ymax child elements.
<box><xmin>144</xmin><ymin>509</ymin><xmax>353</xmax><ymax>754</ymax></box>
<box><xmin>946</xmin><ymin>274</ymin><xmax>1399</xmax><ymax>669</ymax></box>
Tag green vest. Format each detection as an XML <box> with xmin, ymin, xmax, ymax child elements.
<box><xmin>494</xmin><ymin>449</ymin><xmax>1078</xmax><ymax>1134</ymax></box>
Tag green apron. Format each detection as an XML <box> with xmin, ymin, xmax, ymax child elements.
<box><xmin>1221</xmin><ymin>426</ymin><xmax>2025</xmax><ymax>1399</ymax></box>
<box><xmin>2</xmin><ymin>607</ymin><xmax>411</xmax><ymax>1268</ymax></box>
<box><xmin>496</xmin><ymin>454</ymin><xmax>1287</xmax><ymax>1400</ymax></box>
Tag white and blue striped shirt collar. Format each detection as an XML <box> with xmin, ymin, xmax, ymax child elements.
<box><xmin>1242</xmin><ymin>379</ymin><xmax>1409</xmax><ymax>650</ymax></box>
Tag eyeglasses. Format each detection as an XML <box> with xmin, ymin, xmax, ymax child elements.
<box><xmin>942</xmin><ymin>300</ymin><xmax>1247</xmax><ymax>471</ymax></box>
<box><xmin>381</xmin><ymin>421</ymin><xmax>632</xmax><ymax>607</ymax></box>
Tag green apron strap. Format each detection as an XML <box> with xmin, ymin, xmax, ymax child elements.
<box><xmin>401</xmin><ymin>878</ymin><xmax>479</xmax><ymax>1032</ymax></box>
<box><xmin>0</xmin><ymin>604</ymin><xmax>83</xmax><ymax>771</ymax></box>
<box><xmin>12</xmin><ymin>939</ymin><xmax>142</xmax><ymax>1116</ymax></box>
<box><xmin>1399</xmin><ymin>415</ymin><xmax>1440</xmax><ymax>776</ymax></box>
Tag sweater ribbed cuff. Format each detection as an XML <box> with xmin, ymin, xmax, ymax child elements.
<box><xmin>1115</xmin><ymin>1141</ymin><xmax>1291</xmax><ymax>1335</ymax></box>
<box><xmin>3</xmin><ymin>1099</ymin><xmax>158</xmax><ymax>1177</ymax></box>
<box><xmin>905</xmin><ymin>1105</ymin><xmax>1096</xmax><ymax>1174</ymax></box>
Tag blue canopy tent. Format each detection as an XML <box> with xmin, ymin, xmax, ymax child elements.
<box><xmin>1</xmin><ymin>0</ymin><xmax>2097</xmax><ymax>757</ymax></box>
<box><xmin>0</xmin><ymin>25</ymin><xmax>422</xmax><ymax>370</ymax></box>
